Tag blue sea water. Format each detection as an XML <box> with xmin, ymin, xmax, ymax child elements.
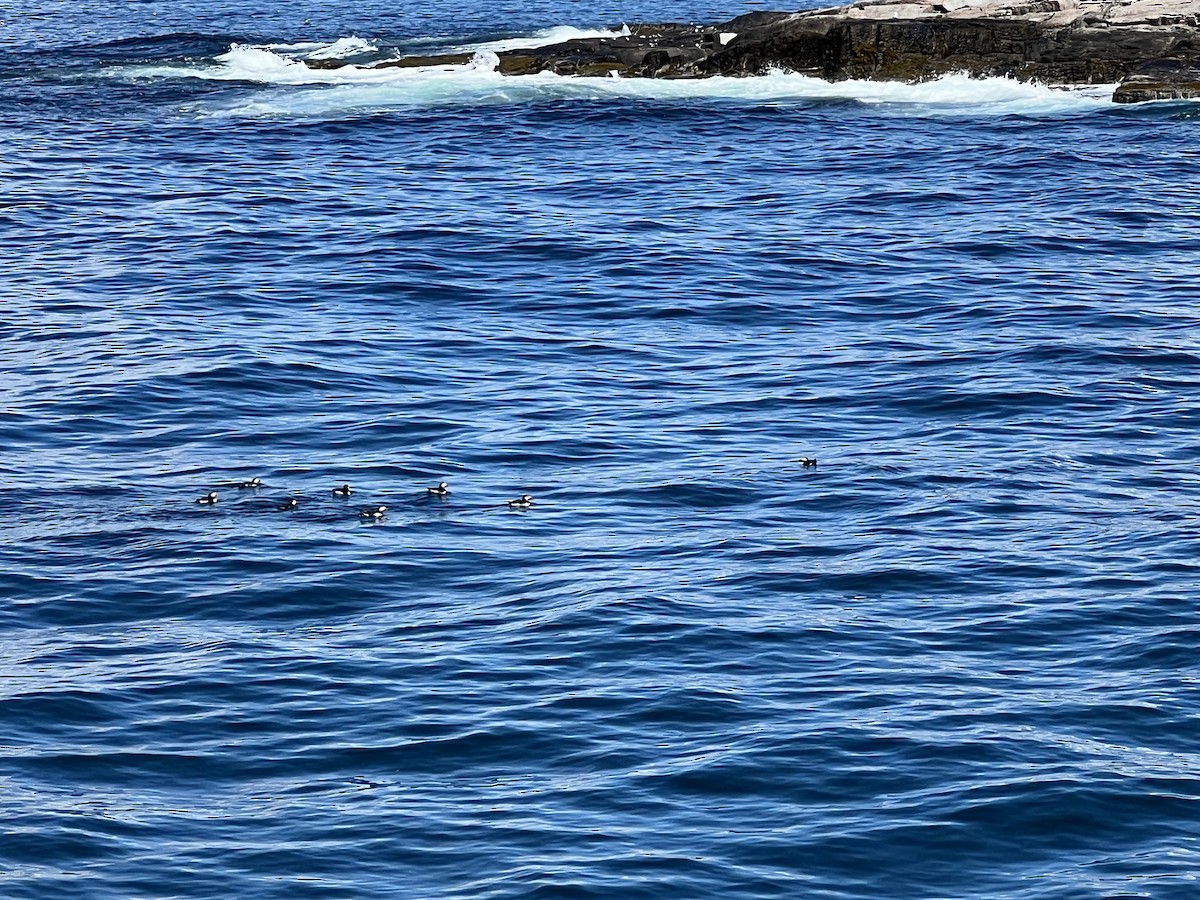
<box><xmin>4</xmin><ymin>0</ymin><xmax>1200</xmax><ymax>897</ymax></box>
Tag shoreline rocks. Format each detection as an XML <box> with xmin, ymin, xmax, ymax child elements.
<box><xmin>1111</xmin><ymin>57</ymin><xmax>1200</xmax><ymax>101</ymax></box>
<box><xmin>309</xmin><ymin>0</ymin><xmax>1200</xmax><ymax>102</ymax></box>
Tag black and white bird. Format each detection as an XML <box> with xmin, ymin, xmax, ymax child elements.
<box><xmin>332</xmin><ymin>484</ymin><xmax>353</xmax><ymax>497</ymax></box>
<box><xmin>238</xmin><ymin>477</ymin><xmax>262</xmax><ymax>489</ymax></box>
<box><xmin>801</xmin><ymin>457</ymin><xmax>818</xmax><ymax>468</ymax></box>
<box><xmin>360</xmin><ymin>504</ymin><xmax>388</xmax><ymax>518</ymax></box>
<box><xmin>507</xmin><ymin>495</ymin><xmax>534</xmax><ymax>509</ymax></box>
<box><xmin>277</xmin><ymin>498</ymin><xmax>298</xmax><ymax>511</ymax></box>
<box><xmin>427</xmin><ymin>481</ymin><xmax>450</xmax><ymax>497</ymax></box>
<box><xmin>195</xmin><ymin>491</ymin><xmax>219</xmax><ymax>505</ymax></box>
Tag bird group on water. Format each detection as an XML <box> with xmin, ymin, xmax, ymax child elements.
<box><xmin>192</xmin><ymin>458</ymin><xmax>818</xmax><ymax>518</ymax></box>
<box><xmin>193</xmin><ymin>479</ymin><xmax>539</xmax><ymax>519</ymax></box>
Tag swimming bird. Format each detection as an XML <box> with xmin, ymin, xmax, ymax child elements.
<box><xmin>801</xmin><ymin>457</ymin><xmax>818</xmax><ymax>468</ymax></box>
<box><xmin>427</xmin><ymin>481</ymin><xmax>450</xmax><ymax>497</ymax></box>
<box><xmin>332</xmin><ymin>484</ymin><xmax>353</xmax><ymax>496</ymax></box>
<box><xmin>507</xmin><ymin>495</ymin><xmax>534</xmax><ymax>509</ymax></box>
<box><xmin>238</xmin><ymin>477</ymin><xmax>262</xmax><ymax>489</ymax></box>
<box><xmin>196</xmin><ymin>491</ymin><xmax>218</xmax><ymax>505</ymax></box>
<box><xmin>360</xmin><ymin>505</ymin><xmax>387</xmax><ymax>518</ymax></box>
<box><xmin>278</xmin><ymin>498</ymin><xmax>298</xmax><ymax>511</ymax></box>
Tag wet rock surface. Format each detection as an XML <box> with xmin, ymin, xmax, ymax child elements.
<box><xmin>1112</xmin><ymin>56</ymin><xmax>1200</xmax><ymax>100</ymax></box>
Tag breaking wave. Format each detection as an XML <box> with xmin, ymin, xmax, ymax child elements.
<box><xmin>454</xmin><ymin>24</ymin><xmax>632</xmax><ymax>53</ymax></box>
<box><xmin>266</xmin><ymin>36</ymin><xmax>380</xmax><ymax>59</ymax></box>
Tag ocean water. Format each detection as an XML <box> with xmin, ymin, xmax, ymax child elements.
<box><xmin>5</xmin><ymin>1</ymin><xmax>1200</xmax><ymax>897</ymax></box>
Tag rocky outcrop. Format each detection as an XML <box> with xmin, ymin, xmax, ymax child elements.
<box><xmin>1112</xmin><ymin>56</ymin><xmax>1200</xmax><ymax>100</ymax></box>
<box><xmin>309</xmin><ymin>0</ymin><xmax>1200</xmax><ymax>101</ymax></box>
<box><xmin>698</xmin><ymin>1</ymin><xmax>1200</xmax><ymax>87</ymax></box>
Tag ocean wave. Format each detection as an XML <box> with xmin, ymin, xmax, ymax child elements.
<box><xmin>268</xmin><ymin>35</ymin><xmax>380</xmax><ymax>60</ymax></box>
<box><xmin>220</xmin><ymin>69</ymin><xmax>1113</xmax><ymax>118</ymax></box>
<box><xmin>50</xmin><ymin>31</ymin><xmax>245</xmax><ymax>64</ymax></box>
<box><xmin>450</xmin><ymin>24</ymin><xmax>632</xmax><ymax>53</ymax></box>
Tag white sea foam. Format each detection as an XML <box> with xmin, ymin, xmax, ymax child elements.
<box><xmin>306</xmin><ymin>37</ymin><xmax>379</xmax><ymax>59</ymax></box>
<box><xmin>127</xmin><ymin>43</ymin><xmax>444</xmax><ymax>86</ymax></box>
<box><xmin>227</xmin><ymin>70</ymin><xmax>1113</xmax><ymax>119</ymax></box>
<box><xmin>262</xmin><ymin>36</ymin><xmax>378</xmax><ymax>59</ymax></box>
<box><xmin>117</xmin><ymin>31</ymin><xmax>1115</xmax><ymax>119</ymax></box>
<box><xmin>455</xmin><ymin>25</ymin><xmax>632</xmax><ymax>54</ymax></box>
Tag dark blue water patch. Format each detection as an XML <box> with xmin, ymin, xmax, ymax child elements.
<box><xmin>62</xmin><ymin>32</ymin><xmax>251</xmax><ymax>62</ymax></box>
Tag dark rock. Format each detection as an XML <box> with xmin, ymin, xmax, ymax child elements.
<box><xmin>641</xmin><ymin>50</ymin><xmax>672</xmax><ymax>76</ymax></box>
<box><xmin>304</xmin><ymin>57</ymin><xmax>350</xmax><ymax>70</ymax></box>
<box><xmin>1113</xmin><ymin>57</ymin><xmax>1200</xmax><ymax>102</ymax></box>
<box><xmin>486</xmin><ymin>29</ymin><xmax>719</xmax><ymax>76</ymax></box>
<box><xmin>698</xmin><ymin>13</ymin><xmax>1200</xmax><ymax>85</ymax></box>
<box><xmin>372</xmin><ymin>53</ymin><xmax>472</xmax><ymax>70</ymax></box>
